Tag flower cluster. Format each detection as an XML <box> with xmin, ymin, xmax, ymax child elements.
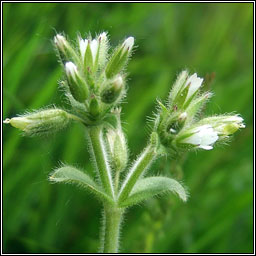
<box><xmin>4</xmin><ymin>32</ymin><xmax>135</xmax><ymax>135</ymax></box>
<box><xmin>55</xmin><ymin>32</ymin><xmax>134</xmax><ymax>126</ymax></box>
<box><xmin>154</xmin><ymin>71</ymin><xmax>245</xmax><ymax>153</ymax></box>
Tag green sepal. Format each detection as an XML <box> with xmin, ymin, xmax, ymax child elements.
<box><xmin>101</xmin><ymin>82</ymin><xmax>123</xmax><ymax>104</ymax></box>
<box><xmin>84</xmin><ymin>42</ymin><xmax>94</xmax><ymax>70</ymax></box>
<box><xmin>102</xmin><ymin>113</ymin><xmax>119</xmax><ymax>129</ymax></box>
<box><xmin>67</xmin><ymin>74</ymin><xmax>89</xmax><ymax>103</ymax></box>
<box><xmin>89</xmin><ymin>97</ymin><xmax>101</xmax><ymax>118</ymax></box>
<box><xmin>105</xmin><ymin>46</ymin><xmax>129</xmax><ymax>79</ymax></box>
<box><xmin>185</xmin><ymin>92</ymin><xmax>212</xmax><ymax>123</ymax></box>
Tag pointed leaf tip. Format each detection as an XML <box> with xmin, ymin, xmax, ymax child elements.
<box><xmin>119</xmin><ymin>176</ymin><xmax>188</xmax><ymax>207</ymax></box>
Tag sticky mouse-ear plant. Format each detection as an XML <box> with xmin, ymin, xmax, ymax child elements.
<box><xmin>4</xmin><ymin>32</ymin><xmax>245</xmax><ymax>253</ymax></box>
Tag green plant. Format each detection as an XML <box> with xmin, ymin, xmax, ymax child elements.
<box><xmin>4</xmin><ymin>32</ymin><xmax>245</xmax><ymax>253</ymax></box>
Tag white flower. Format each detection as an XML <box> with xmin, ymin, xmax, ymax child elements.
<box><xmin>181</xmin><ymin>125</ymin><xmax>218</xmax><ymax>150</ymax></box>
<box><xmin>90</xmin><ymin>39</ymin><xmax>98</xmax><ymax>63</ymax></box>
<box><xmin>79</xmin><ymin>38</ymin><xmax>88</xmax><ymax>61</ymax></box>
<box><xmin>122</xmin><ymin>37</ymin><xmax>134</xmax><ymax>53</ymax></box>
<box><xmin>65</xmin><ymin>62</ymin><xmax>78</xmax><ymax>81</ymax></box>
<box><xmin>184</xmin><ymin>73</ymin><xmax>204</xmax><ymax>104</ymax></box>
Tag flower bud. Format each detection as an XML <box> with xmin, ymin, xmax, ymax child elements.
<box><xmin>106</xmin><ymin>127</ymin><xmax>128</xmax><ymax>171</ymax></box>
<box><xmin>105</xmin><ymin>36</ymin><xmax>134</xmax><ymax>79</ymax></box>
<box><xmin>89</xmin><ymin>97</ymin><xmax>101</xmax><ymax>118</ymax></box>
<box><xmin>165</xmin><ymin>112</ymin><xmax>188</xmax><ymax>136</ymax></box>
<box><xmin>199</xmin><ymin>115</ymin><xmax>245</xmax><ymax>137</ymax></box>
<box><xmin>122</xmin><ymin>37</ymin><xmax>134</xmax><ymax>54</ymax></box>
<box><xmin>169</xmin><ymin>71</ymin><xmax>203</xmax><ymax>110</ymax></box>
<box><xmin>4</xmin><ymin>109</ymin><xmax>71</xmax><ymax>137</ymax></box>
<box><xmin>101</xmin><ymin>75</ymin><xmax>124</xmax><ymax>104</ymax></box>
<box><xmin>97</xmin><ymin>32</ymin><xmax>109</xmax><ymax>69</ymax></box>
<box><xmin>54</xmin><ymin>34</ymin><xmax>77</xmax><ymax>63</ymax></box>
<box><xmin>65</xmin><ymin>62</ymin><xmax>89</xmax><ymax>103</ymax></box>
<box><xmin>183</xmin><ymin>73</ymin><xmax>203</xmax><ymax>106</ymax></box>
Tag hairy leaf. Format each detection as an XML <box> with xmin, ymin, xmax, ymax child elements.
<box><xmin>119</xmin><ymin>176</ymin><xmax>188</xmax><ymax>207</ymax></box>
<box><xmin>49</xmin><ymin>165</ymin><xmax>114</xmax><ymax>204</ymax></box>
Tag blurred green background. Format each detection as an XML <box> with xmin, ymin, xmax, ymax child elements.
<box><xmin>3</xmin><ymin>2</ymin><xmax>253</xmax><ymax>253</ymax></box>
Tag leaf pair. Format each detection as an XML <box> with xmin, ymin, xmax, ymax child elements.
<box><xmin>49</xmin><ymin>165</ymin><xmax>188</xmax><ymax>208</ymax></box>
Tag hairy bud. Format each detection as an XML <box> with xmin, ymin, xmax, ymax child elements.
<box><xmin>169</xmin><ymin>71</ymin><xmax>203</xmax><ymax>110</ymax></box>
<box><xmin>106</xmin><ymin>127</ymin><xmax>128</xmax><ymax>171</ymax></box>
<box><xmin>105</xmin><ymin>37</ymin><xmax>134</xmax><ymax>79</ymax></box>
<box><xmin>4</xmin><ymin>109</ymin><xmax>71</xmax><ymax>137</ymax></box>
<box><xmin>54</xmin><ymin>34</ymin><xmax>78</xmax><ymax>63</ymax></box>
<box><xmin>65</xmin><ymin>62</ymin><xmax>89</xmax><ymax>103</ymax></box>
<box><xmin>101</xmin><ymin>75</ymin><xmax>124</xmax><ymax>104</ymax></box>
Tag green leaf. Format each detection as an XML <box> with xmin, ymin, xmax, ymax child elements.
<box><xmin>119</xmin><ymin>176</ymin><xmax>188</xmax><ymax>207</ymax></box>
<box><xmin>49</xmin><ymin>165</ymin><xmax>114</xmax><ymax>204</ymax></box>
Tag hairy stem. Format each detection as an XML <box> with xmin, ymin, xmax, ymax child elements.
<box><xmin>88</xmin><ymin>125</ymin><xmax>114</xmax><ymax>198</ymax></box>
<box><xmin>114</xmin><ymin>169</ymin><xmax>121</xmax><ymax>195</ymax></box>
<box><xmin>118</xmin><ymin>144</ymin><xmax>157</xmax><ymax>204</ymax></box>
<box><xmin>102</xmin><ymin>205</ymin><xmax>123</xmax><ymax>253</ymax></box>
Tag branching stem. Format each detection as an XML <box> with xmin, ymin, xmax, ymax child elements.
<box><xmin>88</xmin><ymin>125</ymin><xmax>114</xmax><ymax>198</ymax></box>
<box><xmin>118</xmin><ymin>144</ymin><xmax>157</xmax><ymax>204</ymax></box>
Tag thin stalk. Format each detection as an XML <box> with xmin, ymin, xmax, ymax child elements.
<box><xmin>118</xmin><ymin>145</ymin><xmax>157</xmax><ymax>204</ymax></box>
<box><xmin>114</xmin><ymin>169</ymin><xmax>121</xmax><ymax>195</ymax></box>
<box><xmin>102</xmin><ymin>205</ymin><xmax>123</xmax><ymax>253</ymax></box>
<box><xmin>88</xmin><ymin>125</ymin><xmax>114</xmax><ymax>198</ymax></box>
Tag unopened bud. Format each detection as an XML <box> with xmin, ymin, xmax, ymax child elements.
<box><xmin>97</xmin><ymin>32</ymin><xmax>109</xmax><ymax>69</ymax></box>
<box><xmin>218</xmin><ymin>123</ymin><xmax>240</xmax><ymax>136</ymax></box>
<box><xmin>101</xmin><ymin>75</ymin><xmax>124</xmax><ymax>104</ymax></box>
<box><xmin>105</xmin><ymin>36</ymin><xmax>134</xmax><ymax>79</ymax></box>
<box><xmin>209</xmin><ymin>115</ymin><xmax>245</xmax><ymax>137</ymax></box>
<box><xmin>169</xmin><ymin>71</ymin><xmax>203</xmax><ymax>110</ymax></box>
<box><xmin>54</xmin><ymin>34</ymin><xmax>78</xmax><ymax>63</ymax></box>
<box><xmin>89</xmin><ymin>97</ymin><xmax>101</xmax><ymax>118</ymax></box>
<box><xmin>54</xmin><ymin>34</ymin><xmax>68</xmax><ymax>53</ymax></box>
<box><xmin>65</xmin><ymin>62</ymin><xmax>89</xmax><ymax>103</ymax></box>
<box><xmin>4</xmin><ymin>109</ymin><xmax>71</xmax><ymax>137</ymax></box>
<box><xmin>106</xmin><ymin>127</ymin><xmax>128</xmax><ymax>171</ymax></box>
<box><xmin>167</xmin><ymin>112</ymin><xmax>187</xmax><ymax>135</ymax></box>
<box><xmin>122</xmin><ymin>37</ymin><xmax>134</xmax><ymax>54</ymax></box>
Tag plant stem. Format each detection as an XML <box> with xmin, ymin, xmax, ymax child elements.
<box><xmin>103</xmin><ymin>205</ymin><xmax>123</xmax><ymax>253</ymax></box>
<box><xmin>88</xmin><ymin>125</ymin><xmax>114</xmax><ymax>198</ymax></box>
<box><xmin>114</xmin><ymin>169</ymin><xmax>121</xmax><ymax>195</ymax></box>
<box><xmin>118</xmin><ymin>145</ymin><xmax>157</xmax><ymax>203</ymax></box>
